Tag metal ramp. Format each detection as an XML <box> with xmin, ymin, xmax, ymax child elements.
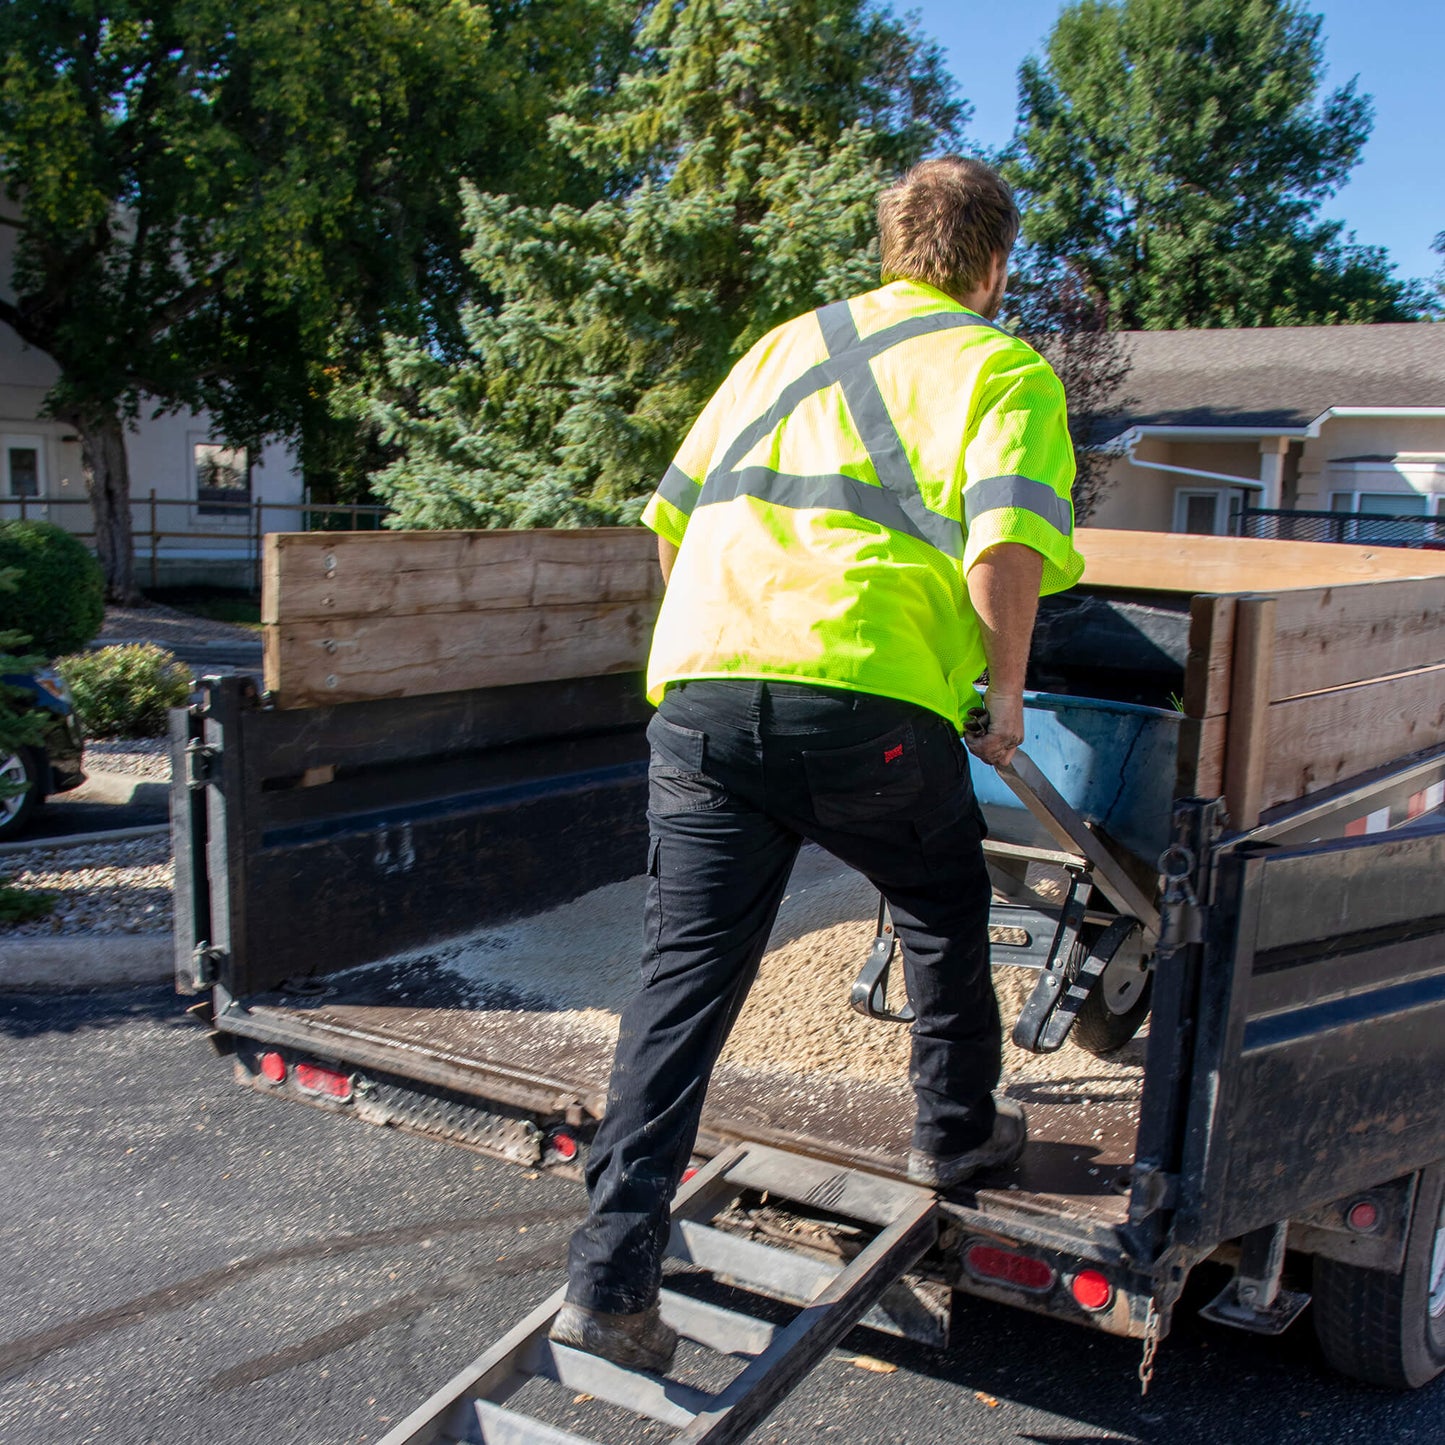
<box><xmin>377</xmin><ymin>1143</ymin><xmax>938</xmax><ymax>1445</ymax></box>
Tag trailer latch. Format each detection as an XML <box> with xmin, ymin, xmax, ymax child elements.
<box><xmin>190</xmin><ymin>943</ymin><xmax>225</xmax><ymax>990</ymax></box>
<box><xmin>1128</xmin><ymin>1163</ymin><xmax>1178</xmax><ymax>1221</ymax></box>
<box><xmin>186</xmin><ymin>741</ymin><xmax>222</xmax><ymax>790</ymax></box>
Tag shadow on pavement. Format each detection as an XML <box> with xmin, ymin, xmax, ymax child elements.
<box><xmin>0</xmin><ymin>981</ymin><xmax>188</xmax><ymax>1039</ymax></box>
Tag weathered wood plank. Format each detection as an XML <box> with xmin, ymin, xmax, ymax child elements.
<box><xmin>1223</xmin><ymin>597</ymin><xmax>1277</xmax><ymax>830</ymax></box>
<box><xmin>1182</xmin><ymin>593</ymin><xmax>1237</xmax><ymax>720</ymax></box>
<box><xmin>1257</xmin><ymin>664</ymin><xmax>1445</xmax><ymax>816</ymax></box>
<box><xmin>262</xmin><ymin>527</ymin><xmax>661</xmax><ymax>625</ymax></box>
<box><xmin>265</xmin><ymin>600</ymin><xmax>660</xmax><ymax>709</ymax></box>
<box><xmin>1178</xmin><ymin>713</ymin><xmax>1227</xmax><ymax>800</ymax></box>
<box><xmin>1266</xmin><ymin>576</ymin><xmax>1445</xmax><ymax>702</ymax></box>
<box><xmin>1077</xmin><ymin>528</ymin><xmax>1445</xmax><ymax>594</ymax></box>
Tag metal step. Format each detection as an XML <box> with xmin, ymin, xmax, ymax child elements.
<box><xmin>376</xmin><ymin>1143</ymin><xmax>938</xmax><ymax>1445</ymax></box>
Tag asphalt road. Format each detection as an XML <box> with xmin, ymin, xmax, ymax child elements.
<box><xmin>1</xmin><ymin>984</ymin><xmax>1441</xmax><ymax>1445</ymax></box>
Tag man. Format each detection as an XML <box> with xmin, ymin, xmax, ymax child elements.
<box><xmin>552</xmin><ymin>156</ymin><xmax>1084</xmax><ymax>1371</ymax></box>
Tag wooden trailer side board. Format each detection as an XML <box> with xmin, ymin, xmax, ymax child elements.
<box><xmin>263</xmin><ymin>529</ymin><xmax>663</xmax><ymax>708</ymax></box>
<box><xmin>1077</xmin><ymin>527</ymin><xmax>1445</xmax><ymax>594</ymax></box>
<box><xmin>1177</xmin><ymin>574</ymin><xmax>1445</xmax><ymax>827</ymax></box>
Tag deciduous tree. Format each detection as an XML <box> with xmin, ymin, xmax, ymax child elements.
<box><xmin>0</xmin><ymin>1</ymin><xmax>609</xmax><ymax>599</ymax></box>
<box><xmin>1006</xmin><ymin>0</ymin><xmax>1426</xmax><ymax>329</ymax></box>
<box><xmin>1009</xmin><ymin>260</ymin><xmax>1132</xmax><ymax>522</ymax></box>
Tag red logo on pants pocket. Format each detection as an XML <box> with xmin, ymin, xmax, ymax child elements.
<box><xmin>883</xmin><ymin>743</ymin><xmax>904</xmax><ymax>763</ymax></box>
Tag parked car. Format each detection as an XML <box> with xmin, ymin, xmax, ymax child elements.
<box><xmin>0</xmin><ymin>669</ymin><xmax>86</xmax><ymax>841</ymax></box>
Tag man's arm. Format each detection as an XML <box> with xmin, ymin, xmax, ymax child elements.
<box><xmin>966</xmin><ymin>542</ymin><xmax>1043</xmax><ymax>768</ymax></box>
<box><xmin>658</xmin><ymin>537</ymin><xmax>678</xmax><ymax>586</ymax></box>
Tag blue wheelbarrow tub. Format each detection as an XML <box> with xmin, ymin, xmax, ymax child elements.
<box><xmin>967</xmin><ymin>691</ymin><xmax>1181</xmax><ymax>872</ymax></box>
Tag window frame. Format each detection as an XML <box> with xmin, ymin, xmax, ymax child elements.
<box><xmin>193</xmin><ymin>440</ymin><xmax>252</xmax><ymax>520</ymax></box>
<box><xmin>1172</xmin><ymin>486</ymin><xmax>1245</xmax><ymax>536</ymax></box>
<box><xmin>3</xmin><ymin>435</ymin><xmax>45</xmax><ymax>500</ymax></box>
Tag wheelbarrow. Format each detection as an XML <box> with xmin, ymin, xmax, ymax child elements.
<box><xmin>850</xmin><ymin>693</ymin><xmax>1179</xmax><ymax>1059</ymax></box>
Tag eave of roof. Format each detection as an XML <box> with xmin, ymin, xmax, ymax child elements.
<box><xmin>1092</xmin><ymin>323</ymin><xmax>1445</xmax><ymax>442</ymax></box>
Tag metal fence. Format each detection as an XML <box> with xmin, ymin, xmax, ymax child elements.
<box><xmin>0</xmin><ymin>491</ymin><xmax>391</xmax><ymax>591</ymax></box>
<box><xmin>1236</xmin><ymin>507</ymin><xmax>1445</xmax><ymax>550</ymax></box>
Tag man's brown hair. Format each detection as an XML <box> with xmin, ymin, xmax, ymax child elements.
<box><xmin>877</xmin><ymin>156</ymin><xmax>1020</xmax><ymax>298</ymax></box>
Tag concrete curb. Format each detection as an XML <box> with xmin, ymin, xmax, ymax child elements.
<box><xmin>0</xmin><ymin>823</ymin><xmax>172</xmax><ymax>858</ymax></box>
<box><xmin>0</xmin><ymin>933</ymin><xmax>172</xmax><ymax>991</ymax></box>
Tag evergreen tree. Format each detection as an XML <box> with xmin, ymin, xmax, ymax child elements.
<box><xmin>1007</xmin><ymin>0</ymin><xmax>1426</xmax><ymax>329</ymax></box>
<box><xmin>367</xmin><ymin>0</ymin><xmax>963</xmax><ymax>529</ymax></box>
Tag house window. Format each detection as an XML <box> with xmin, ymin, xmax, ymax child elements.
<box><xmin>1173</xmin><ymin>488</ymin><xmax>1244</xmax><ymax>536</ymax></box>
<box><xmin>195</xmin><ymin>443</ymin><xmax>250</xmax><ymax>517</ymax></box>
<box><xmin>4</xmin><ymin>438</ymin><xmax>43</xmax><ymax>498</ymax></box>
<box><xmin>1329</xmin><ymin>490</ymin><xmax>1434</xmax><ymax>516</ymax></box>
<box><xmin>1329</xmin><ymin>490</ymin><xmax>1439</xmax><ymax>543</ymax></box>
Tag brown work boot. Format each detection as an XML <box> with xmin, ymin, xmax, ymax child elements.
<box><xmin>549</xmin><ymin>1301</ymin><xmax>678</xmax><ymax>1374</ymax></box>
<box><xmin>906</xmin><ymin>1097</ymin><xmax>1027</xmax><ymax>1189</ymax></box>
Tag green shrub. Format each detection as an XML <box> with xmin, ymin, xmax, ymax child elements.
<box><xmin>0</xmin><ymin>521</ymin><xmax>105</xmax><ymax>658</ymax></box>
<box><xmin>56</xmin><ymin>644</ymin><xmax>193</xmax><ymax>738</ymax></box>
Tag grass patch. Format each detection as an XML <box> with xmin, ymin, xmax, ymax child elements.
<box><xmin>0</xmin><ymin>882</ymin><xmax>54</xmax><ymax>924</ymax></box>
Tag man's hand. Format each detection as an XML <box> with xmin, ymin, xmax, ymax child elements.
<box><xmin>658</xmin><ymin>537</ymin><xmax>679</xmax><ymax>586</ymax></box>
<box><xmin>966</xmin><ymin>686</ymin><xmax>1025</xmax><ymax>768</ymax></box>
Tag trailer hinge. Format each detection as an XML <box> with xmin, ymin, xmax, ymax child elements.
<box><xmin>190</xmin><ymin>943</ymin><xmax>226</xmax><ymax>990</ymax></box>
<box><xmin>185</xmin><ymin>741</ymin><xmax>222</xmax><ymax>790</ymax></box>
<box><xmin>1128</xmin><ymin>1163</ymin><xmax>1179</xmax><ymax>1222</ymax></box>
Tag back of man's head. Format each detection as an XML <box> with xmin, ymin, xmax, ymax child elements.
<box><xmin>877</xmin><ymin>157</ymin><xmax>1019</xmax><ymax>301</ymax></box>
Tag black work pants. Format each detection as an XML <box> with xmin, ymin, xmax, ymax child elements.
<box><xmin>565</xmin><ymin>678</ymin><xmax>998</xmax><ymax>1313</ymax></box>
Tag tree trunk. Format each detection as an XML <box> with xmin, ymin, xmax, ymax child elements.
<box><xmin>75</xmin><ymin>407</ymin><xmax>140</xmax><ymax>604</ymax></box>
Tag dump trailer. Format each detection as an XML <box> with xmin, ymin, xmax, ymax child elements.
<box><xmin>172</xmin><ymin>527</ymin><xmax>1445</xmax><ymax>1439</ymax></box>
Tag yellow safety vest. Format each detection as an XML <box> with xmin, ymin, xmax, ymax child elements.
<box><xmin>641</xmin><ymin>279</ymin><xmax>1084</xmax><ymax>728</ymax></box>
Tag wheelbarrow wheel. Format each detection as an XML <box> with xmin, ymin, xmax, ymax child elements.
<box><xmin>1066</xmin><ymin>917</ymin><xmax>1152</xmax><ymax>1058</ymax></box>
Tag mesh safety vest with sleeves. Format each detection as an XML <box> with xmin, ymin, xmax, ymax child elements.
<box><xmin>640</xmin><ymin>279</ymin><xmax>1084</xmax><ymax>729</ymax></box>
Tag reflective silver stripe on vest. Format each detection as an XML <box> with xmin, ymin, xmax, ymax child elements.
<box><xmin>656</xmin><ymin>462</ymin><xmax>700</xmax><ymax>516</ymax></box>
<box><xmin>698</xmin><ymin>303</ymin><xmax>995</xmax><ymax>559</ymax></box>
<box><xmin>964</xmin><ymin>473</ymin><xmax>1073</xmax><ymax>538</ymax></box>
<box><xmin>705</xmin><ymin>467</ymin><xmax>964</xmax><ymax>557</ymax></box>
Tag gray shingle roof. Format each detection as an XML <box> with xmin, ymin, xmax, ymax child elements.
<box><xmin>1096</xmin><ymin>323</ymin><xmax>1445</xmax><ymax>440</ymax></box>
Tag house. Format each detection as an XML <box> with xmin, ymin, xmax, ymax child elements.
<box><xmin>0</xmin><ymin>212</ymin><xmax>305</xmax><ymax>589</ymax></box>
<box><xmin>1088</xmin><ymin>323</ymin><xmax>1445</xmax><ymax>540</ymax></box>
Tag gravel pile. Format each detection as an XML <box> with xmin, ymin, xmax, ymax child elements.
<box><xmin>1</xmin><ymin>835</ymin><xmax>173</xmax><ymax>936</ymax></box>
<box><xmin>380</xmin><ymin>846</ymin><xmax>1143</xmax><ymax>1095</ymax></box>
<box><xmin>83</xmin><ymin>738</ymin><xmax>173</xmax><ymax>781</ymax></box>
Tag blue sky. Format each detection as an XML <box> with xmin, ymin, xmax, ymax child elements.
<box><xmin>907</xmin><ymin>0</ymin><xmax>1444</xmax><ymax>285</ymax></box>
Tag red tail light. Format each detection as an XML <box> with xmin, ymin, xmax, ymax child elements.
<box><xmin>1346</xmin><ymin>1199</ymin><xmax>1380</xmax><ymax>1232</ymax></box>
<box><xmin>546</xmin><ymin>1128</ymin><xmax>580</xmax><ymax>1162</ymax></box>
<box><xmin>294</xmin><ymin>1061</ymin><xmax>353</xmax><ymax>1101</ymax></box>
<box><xmin>258</xmin><ymin>1051</ymin><xmax>286</xmax><ymax>1083</ymax></box>
<box><xmin>1070</xmin><ymin>1269</ymin><xmax>1113</xmax><ymax>1311</ymax></box>
<box><xmin>964</xmin><ymin>1243</ymin><xmax>1056</xmax><ymax>1293</ymax></box>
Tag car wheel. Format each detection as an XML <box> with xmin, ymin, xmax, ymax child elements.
<box><xmin>0</xmin><ymin>747</ymin><xmax>42</xmax><ymax>841</ymax></box>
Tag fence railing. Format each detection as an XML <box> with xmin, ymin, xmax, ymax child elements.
<box><xmin>1235</xmin><ymin>507</ymin><xmax>1445</xmax><ymax>550</ymax></box>
<box><xmin>0</xmin><ymin>491</ymin><xmax>391</xmax><ymax>591</ymax></box>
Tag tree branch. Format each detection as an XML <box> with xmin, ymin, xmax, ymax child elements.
<box><xmin>143</xmin><ymin>263</ymin><xmax>233</xmax><ymax>343</ymax></box>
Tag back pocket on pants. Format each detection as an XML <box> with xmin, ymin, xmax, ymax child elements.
<box><xmin>802</xmin><ymin>721</ymin><xmax>927</xmax><ymax>829</ymax></box>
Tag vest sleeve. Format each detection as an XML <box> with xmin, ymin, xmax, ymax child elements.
<box><xmin>641</xmin><ymin>372</ymin><xmax>741</xmax><ymax>545</ymax></box>
<box><xmin>961</xmin><ymin>347</ymin><xmax>1085</xmax><ymax>596</ymax></box>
